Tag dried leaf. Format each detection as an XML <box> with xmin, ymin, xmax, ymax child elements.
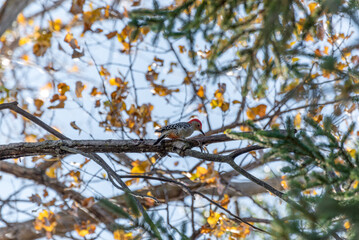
<box><xmin>34</xmin><ymin>99</ymin><xmax>44</xmax><ymax>111</ymax></box>
<box><xmin>75</xmin><ymin>81</ymin><xmax>85</xmax><ymax>97</ymax></box>
<box><xmin>317</xmin><ymin>20</ymin><xmax>325</xmax><ymax>40</ymax></box>
<box><xmin>29</xmin><ymin>194</ymin><xmax>42</xmax><ymax>206</ymax></box>
<box><xmin>82</xmin><ymin>197</ymin><xmax>95</xmax><ymax>208</ymax></box>
<box><xmin>106</xmin><ymin>31</ymin><xmax>117</xmax><ymax>39</ymax></box>
<box><xmin>64</xmin><ymin>32</ymin><xmax>80</xmax><ymax>49</ymax></box>
<box><xmin>132</xmin><ymin>0</ymin><xmax>141</xmax><ymax>6</ymax></box>
<box><xmin>72</xmin><ymin>49</ymin><xmax>84</xmax><ymax>59</ymax></box>
<box><xmin>58</xmin><ymin>83</ymin><xmax>70</xmax><ymax>95</ymax></box>
<box><xmin>70</xmin><ymin>0</ymin><xmax>85</xmax><ymax>14</ymax></box>
<box><xmin>90</xmin><ymin>87</ymin><xmax>102</xmax><ymax>96</ymax></box>
<box><xmin>70</xmin><ymin>121</ymin><xmax>82</xmax><ymax>134</ymax></box>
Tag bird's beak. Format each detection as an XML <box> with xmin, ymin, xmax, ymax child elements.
<box><xmin>200</xmin><ymin>129</ymin><xmax>205</xmax><ymax>136</ymax></box>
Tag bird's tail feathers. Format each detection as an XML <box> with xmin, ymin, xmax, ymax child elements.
<box><xmin>153</xmin><ymin>135</ymin><xmax>166</xmax><ymax>145</ymax></box>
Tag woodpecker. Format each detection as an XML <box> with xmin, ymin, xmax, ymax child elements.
<box><xmin>153</xmin><ymin>119</ymin><xmax>205</xmax><ymax>145</ymax></box>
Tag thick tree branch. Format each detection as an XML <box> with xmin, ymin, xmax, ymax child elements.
<box><xmin>0</xmin><ymin>138</ymin><xmax>282</xmax><ymax>200</ymax></box>
<box><xmin>0</xmin><ymin>139</ymin><xmax>264</xmax><ymax>161</ymax></box>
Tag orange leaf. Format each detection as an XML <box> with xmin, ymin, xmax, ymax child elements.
<box><xmin>82</xmin><ymin>197</ymin><xmax>95</xmax><ymax>208</ymax></box>
<box><xmin>34</xmin><ymin>99</ymin><xmax>44</xmax><ymax>111</ymax></box>
<box><xmin>308</xmin><ymin>2</ymin><xmax>318</xmax><ymax>14</ymax></box>
<box><xmin>197</xmin><ymin>86</ymin><xmax>205</xmax><ymax>98</ymax></box>
<box><xmin>57</xmin><ymin>83</ymin><xmax>70</xmax><ymax>95</ymax></box>
<box><xmin>314</xmin><ymin>49</ymin><xmax>322</xmax><ymax>57</ymax></box>
<box><xmin>247</xmin><ymin>104</ymin><xmax>267</xmax><ymax>120</ymax></box>
<box><xmin>196</xmin><ymin>166</ymin><xmax>208</xmax><ymax>176</ymax></box>
<box><xmin>324</xmin><ymin>46</ymin><xmax>329</xmax><ymax>55</ymax></box>
<box><xmin>64</xmin><ymin>32</ymin><xmax>80</xmax><ymax>49</ymax></box>
<box><xmin>305</xmin><ymin>33</ymin><xmax>314</xmax><ymax>42</ymax></box>
<box><xmin>344</xmin><ymin>220</ymin><xmax>350</xmax><ymax>229</ymax></box>
<box><xmin>106</xmin><ymin>31</ymin><xmax>117</xmax><ymax>39</ymax></box>
<box><xmin>178</xmin><ymin>45</ymin><xmax>186</xmax><ymax>53</ymax></box>
<box><xmin>99</xmin><ymin>66</ymin><xmax>110</xmax><ymax>79</ymax></box>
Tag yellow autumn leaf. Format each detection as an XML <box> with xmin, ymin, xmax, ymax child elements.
<box><xmin>109</xmin><ymin>78</ymin><xmax>120</xmax><ymax>87</ymax></box>
<box><xmin>281</xmin><ymin>179</ymin><xmax>289</xmax><ymax>190</ymax></box>
<box><xmin>210</xmin><ymin>99</ymin><xmax>218</xmax><ymax>109</ymax></box>
<box><xmin>34</xmin><ymin>210</ymin><xmax>57</xmax><ymax>232</ymax></box>
<box><xmin>336</xmin><ymin>62</ymin><xmax>346</xmax><ymax>71</ymax></box>
<box><xmin>46</xmin><ymin>167</ymin><xmax>56</xmax><ymax>178</ymax></box>
<box><xmin>294</xmin><ymin>112</ymin><xmax>301</xmax><ymax>129</ymax></box>
<box><xmin>305</xmin><ymin>34</ymin><xmax>314</xmax><ymax>42</ymax></box>
<box><xmin>114</xmin><ymin>229</ymin><xmax>133</xmax><ymax>240</ymax></box>
<box><xmin>131</xmin><ymin>160</ymin><xmax>150</xmax><ymax>174</ymax></box>
<box><xmin>352</xmin><ymin>180</ymin><xmax>359</xmax><ymax>189</ymax></box>
<box><xmin>308</xmin><ymin>2</ymin><xmax>318</xmax><ymax>14</ymax></box>
<box><xmin>150</xmin><ymin>156</ymin><xmax>156</xmax><ymax>164</ymax></box>
<box><xmin>292</xmin><ymin>57</ymin><xmax>300</xmax><ymax>63</ymax></box>
<box><xmin>196</xmin><ymin>166</ymin><xmax>208</xmax><ymax>176</ymax></box>
<box><xmin>17</xmin><ymin>13</ymin><xmax>26</xmax><ymax>25</ymax></box>
<box><xmin>246</xmin><ymin>109</ymin><xmax>255</xmax><ymax>120</ymax></box>
<box><xmin>19</xmin><ymin>37</ymin><xmax>31</xmax><ymax>46</ymax></box>
<box><xmin>25</xmin><ymin>134</ymin><xmax>37</xmax><ymax>142</ymax></box>
<box><xmin>49</xmin><ymin>19</ymin><xmax>62</xmax><ymax>32</ymax></box>
<box><xmin>207</xmin><ymin>211</ymin><xmax>221</xmax><ymax>228</ymax></box>
<box><xmin>74</xmin><ymin>221</ymin><xmax>96</xmax><ymax>237</ymax></box>
<box><xmin>347</xmin><ymin>148</ymin><xmax>356</xmax><ymax>158</ymax></box>
<box><xmin>220</xmin><ymin>194</ymin><xmax>230</xmax><ymax>209</ymax></box>
<box><xmin>324</xmin><ymin>46</ymin><xmax>329</xmax><ymax>55</ymax></box>
<box><xmin>21</xmin><ymin>54</ymin><xmax>30</xmax><ymax>62</ymax></box>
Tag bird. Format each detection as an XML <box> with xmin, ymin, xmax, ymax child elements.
<box><xmin>153</xmin><ymin>119</ymin><xmax>205</xmax><ymax>145</ymax></box>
